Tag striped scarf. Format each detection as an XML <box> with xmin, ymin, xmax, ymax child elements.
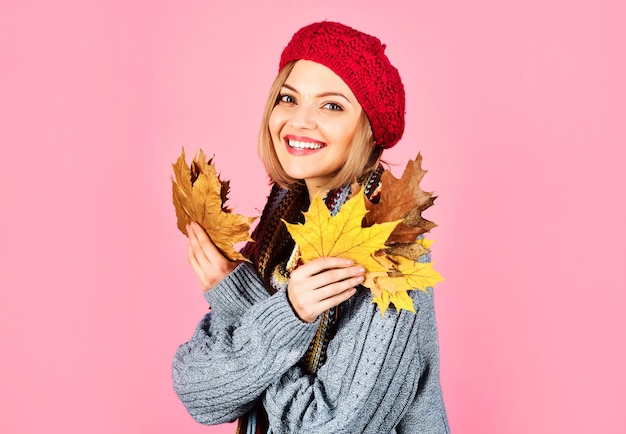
<box><xmin>237</xmin><ymin>167</ymin><xmax>383</xmax><ymax>434</ymax></box>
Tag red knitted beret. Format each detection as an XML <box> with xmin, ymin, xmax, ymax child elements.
<box><xmin>279</xmin><ymin>21</ymin><xmax>405</xmax><ymax>149</ymax></box>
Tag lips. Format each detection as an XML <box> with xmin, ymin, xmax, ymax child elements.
<box><xmin>284</xmin><ymin>136</ymin><xmax>326</xmax><ymax>155</ymax></box>
<box><xmin>288</xmin><ymin>139</ymin><xmax>324</xmax><ymax>150</ymax></box>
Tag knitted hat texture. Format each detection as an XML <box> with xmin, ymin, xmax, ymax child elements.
<box><xmin>279</xmin><ymin>21</ymin><xmax>405</xmax><ymax>148</ymax></box>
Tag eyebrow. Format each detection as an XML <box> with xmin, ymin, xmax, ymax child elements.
<box><xmin>281</xmin><ymin>83</ymin><xmax>353</xmax><ymax>103</ymax></box>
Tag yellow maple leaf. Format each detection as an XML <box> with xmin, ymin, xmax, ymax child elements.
<box><xmin>172</xmin><ymin>148</ymin><xmax>256</xmax><ymax>262</ymax></box>
<box><xmin>371</xmin><ymin>289</ymin><xmax>416</xmax><ymax>317</ymax></box>
<box><xmin>377</xmin><ymin>256</ymin><xmax>444</xmax><ymax>293</ymax></box>
<box><xmin>283</xmin><ymin>190</ymin><xmax>401</xmax><ymax>273</ymax></box>
<box><xmin>365</xmin><ymin>269</ymin><xmax>415</xmax><ymax>317</ymax></box>
<box><xmin>366</xmin><ymin>253</ymin><xmax>444</xmax><ymax>316</ymax></box>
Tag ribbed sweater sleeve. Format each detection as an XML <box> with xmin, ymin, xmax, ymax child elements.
<box><xmin>262</xmin><ymin>288</ymin><xmax>449</xmax><ymax>433</ymax></box>
<box><xmin>172</xmin><ymin>262</ymin><xmax>319</xmax><ymax>425</ymax></box>
<box><xmin>203</xmin><ymin>262</ymin><xmax>270</xmax><ymax>325</ymax></box>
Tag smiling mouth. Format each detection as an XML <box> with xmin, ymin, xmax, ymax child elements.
<box><xmin>287</xmin><ymin>139</ymin><xmax>326</xmax><ymax>150</ymax></box>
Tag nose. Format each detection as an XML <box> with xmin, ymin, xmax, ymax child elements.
<box><xmin>289</xmin><ymin>103</ymin><xmax>317</xmax><ymax>130</ymax></box>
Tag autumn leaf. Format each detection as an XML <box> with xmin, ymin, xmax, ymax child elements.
<box><xmin>376</xmin><ymin>255</ymin><xmax>444</xmax><ymax>296</ymax></box>
<box><xmin>283</xmin><ymin>189</ymin><xmax>401</xmax><ymax>273</ymax></box>
<box><xmin>282</xmin><ymin>154</ymin><xmax>443</xmax><ymax>318</ymax></box>
<box><xmin>381</xmin><ymin>235</ymin><xmax>435</xmax><ymax>261</ymax></box>
<box><xmin>384</xmin><ymin>242</ymin><xmax>428</xmax><ymax>261</ymax></box>
<box><xmin>364</xmin><ymin>249</ymin><xmax>444</xmax><ymax>316</ymax></box>
<box><xmin>370</xmin><ymin>288</ymin><xmax>416</xmax><ymax>317</ymax></box>
<box><xmin>172</xmin><ymin>148</ymin><xmax>256</xmax><ymax>262</ymax></box>
<box><xmin>365</xmin><ymin>154</ymin><xmax>436</xmax><ymax>245</ymax></box>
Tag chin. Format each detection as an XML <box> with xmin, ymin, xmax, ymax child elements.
<box><xmin>283</xmin><ymin>168</ymin><xmax>313</xmax><ymax>180</ymax></box>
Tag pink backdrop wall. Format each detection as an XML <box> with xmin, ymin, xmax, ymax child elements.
<box><xmin>1</xmin><ymin>0</ymin><xmax>625</xmax><ymax>433</ymax></box>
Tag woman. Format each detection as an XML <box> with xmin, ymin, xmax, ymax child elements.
<box><xmin>173</xmin><ymin>21</ymin><xmax>449</xmax><ymax>433</ymax></box>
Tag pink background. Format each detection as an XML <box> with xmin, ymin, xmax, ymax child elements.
<box><xmin>1</xmin><ymin>0</ymin><xmax>625</xmax><ymax>433</ymax></box>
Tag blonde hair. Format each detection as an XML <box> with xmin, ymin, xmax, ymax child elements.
<box><xmin>258</xmin><ymin>60</ymin><xmax>383</xmax><ymax>190</ymax></box>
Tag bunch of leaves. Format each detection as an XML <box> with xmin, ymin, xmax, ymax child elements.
<box><xmin>284</xmin><ymin>154</ymin><xmax>443</xmax><ymax>317</ymax></box>
<box><xmin>172</xmin><ymin>148</ymin><xmax>256</xmax><ymax>262</ymax></box>
<box><xmin>361</xmin><ymin>153</ymin><xmax>443</xmax><ymax>315</ymax></box>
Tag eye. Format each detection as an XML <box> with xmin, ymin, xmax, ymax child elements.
<box><xmin>278</xmin><ymin>94</ymin><xmax>296</xmax><ymax>104</ymax></box>
<box><xmin>323</xmin><ymin>102</ymin><xmax>343</xmax><ymax>111</ymax></box>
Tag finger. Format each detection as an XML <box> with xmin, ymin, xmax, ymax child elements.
<box><xmin>288</xmin><ymin>270</ymin><xmax>362</xmax><ymax>314</ymax></box>
<box><xmin>297</xmin><ymin>257</ymin><xmax>357</xmax><ymax>276</ymax></box>
<box><xmin>294</xmin><ymin>264</ymin><xmax>365</xmax><ymax>291</ymax></box>
<box><xmin>189</xmin><ymin>222</ymin><xmax>227</xmax><ymax>264</ymax></box>
<box><xmin>188</xmin><ymin>224</ymin><xmax>213</xmax><ymax>269</ymax></box>
<box><xmin>299</xmin><ymin>287</ymin><xmax>357</xmax><ymax>322</ymax></box>
<box><xmin>188</xmin><ymin>242</ymin><xmax>209</xmax><ymax>289</ymax></box>
<box><xmin>188</xmin><ymin>225</ymin><xmax>223</xmax><ymax>289</ymax></box>
<box><xmin>314</xmin><ymin>274</ymin><xmax>364</xmax><ymax>301</ymax></box>
<box><xmin>317</xmin><ymin>287</ymin><xmax>358</xmax><ymax>311</ymax></box>
<box><xmin>187</xmin><ymin>228</ymin><xmax>203</xmax><ymax>267</ymax></box>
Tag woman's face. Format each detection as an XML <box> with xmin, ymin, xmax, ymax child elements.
<box><xmin>269</xmin><ymin>60</ymin><xmax>362</xmax><ymax>196</ymax></box>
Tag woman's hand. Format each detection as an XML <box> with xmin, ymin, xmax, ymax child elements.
<box><xmin>287</xmin><ymin>257</ymin><xmax>365</xmax><ymax>323</ymax></box>
<box><xmin>187</xmin><ymin>222</ymin><xmax>239</xmax><ymax>291</ymax></box>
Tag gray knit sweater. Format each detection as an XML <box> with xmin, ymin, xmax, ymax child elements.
<box><xmin>172</xmin><ymin>261</ymin><xmax>449</xmax><ymax>433</ymax></box>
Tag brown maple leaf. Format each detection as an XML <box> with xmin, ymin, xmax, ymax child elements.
<box><xmin>365</xmin><ymin>153</ymin><xmax>436</xmax><ymax>246</ymax></box>
<box><xmin>172</xmin><ymin>148</ymin><xmax>256</xmax><ymax>262</ymax></box>
<box><xmin>384</xmin><ymin>242</ymin><xmax>429</xmax><ymax>261</ymax></box>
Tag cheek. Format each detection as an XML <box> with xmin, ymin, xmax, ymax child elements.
<box><xmin>268</xmin><ymin>109</ymin><xmax>285</xmax><ymax>139</ymax></box>
<box><xmin>335</xmin><ymin>121</ymin><xmax>358</xmax><ymax>148</ymax></box>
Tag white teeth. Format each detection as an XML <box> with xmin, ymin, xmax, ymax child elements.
<box><xmin>288</xmin><ymin>139</ymin><xmax>324</xmax><ymax>150</ymax></box>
